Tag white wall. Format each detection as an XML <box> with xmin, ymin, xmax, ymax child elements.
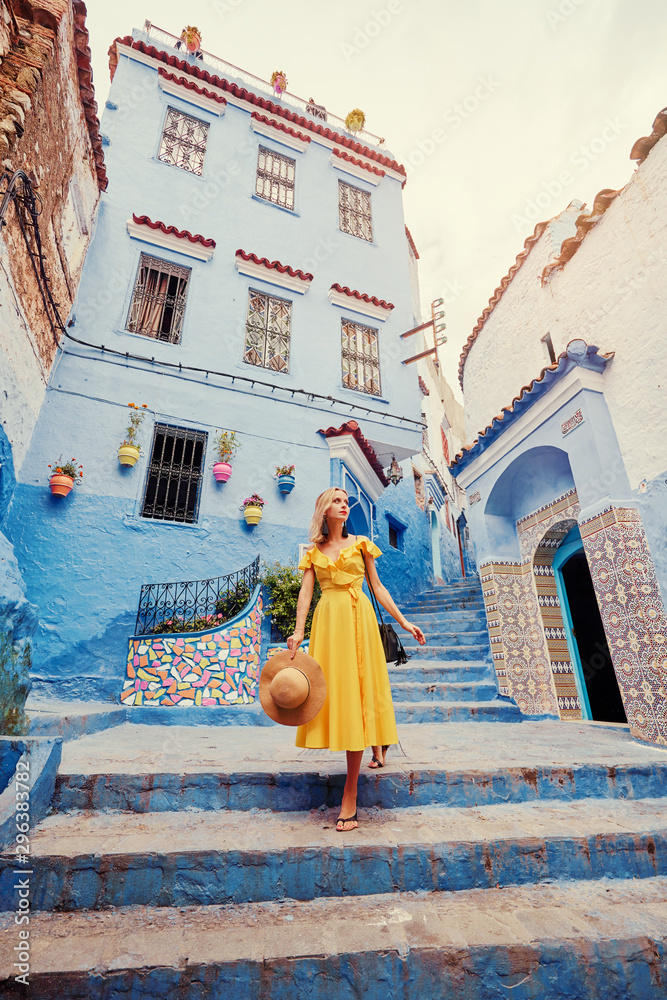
<box><xmin>460</xmin><ymin>135</ymin><xmax>667</xmax><ymax>489</ymax></box>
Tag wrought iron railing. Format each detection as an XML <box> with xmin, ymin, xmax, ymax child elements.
<box><xmin>134</xmin><ymin>556</ymin><xmax>260</xmax><ymax>635</ymax></box>
<box><xmin>142</xmin><ymin>22</ymin><xmax>385</xmax><ymax>148</ymax></box>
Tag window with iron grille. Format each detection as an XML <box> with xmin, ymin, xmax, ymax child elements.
<box><xmin>126</xmin><ymin>254</ymin><xmax>190</xmax><ymax>344</ymax></box>
<box><xmin>141</xmin><ymin>424</ymin><xmax>207</xmax><ymax>524</ymax></box>
<box><xmin>255</xmin><ymin>146</ymin><xmax>295</xmax><ymax>210</ymax></box>
<box><xmin>338</xmin><ymin>180</ymin><xmax>373</xmax><ymax>242</ymax></box>
<box><xmin>158</xmin><ymin>108</ymin><xmax>209</xmax><ymax>175</ymax></box>
<box><xmin>244</xmin><ymin>288</ymin><xmax>292</xmax><ymax>372</ymax></box>
<box><xmin>341</xmin><ymin>318</ymin><xmax>381</xmax><ymax>396</ymax></box>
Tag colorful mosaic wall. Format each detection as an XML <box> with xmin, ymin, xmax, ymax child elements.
<box><xmin>581</xmin><ymin>505</ymin><xmax>667</xmax><ymax>745</ymax></box>
<box><xmin>121</xmin><ymin>590</ymin><xmax>262</xmax><ymax>707</ymax></box>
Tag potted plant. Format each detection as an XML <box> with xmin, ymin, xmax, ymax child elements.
<box><xmin>270</xmin><ymin>70</ymin><xmax>288</xmax><ymax>96</ymax></box>
<box><xmin>180</xmin><ymin>25</ymin><xmax>202</xmax><ymax>54</ymax></box>
<box><xmin>212</xmin><ymin>429</ymin><xmax>239</xmax><ymax>483</ymax></box>
<box><xmin>118</xmin><ymin>403</ymin><xmax>148</xmax><ymax>467</ymax></box>
<box><xmin>48</xmin><ymin>457</ymin><xmax>83</xmax><ymax>497</ymax></box>
<box><xmin>345</xmin><ymin>108</ymin><xmax>366</xmax><ymax>133</ymax></box>
<box><xmin>241</xmin><ymin>492</ymin><xmax>266</xmax><ymax>526</ymax></box>
<box><xmin>275</xmin><ymin>464</ymin><xmax>295</xmax><ymax>495</ymax></box>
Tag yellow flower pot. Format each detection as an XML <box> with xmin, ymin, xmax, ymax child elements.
<box><xmin>118</xmin><ymin>445</ymin><xmax>141</xmax><ymax>467</ymax></box>
<box><xmin>243</xmin><ymin>505</ymin><xmax>263</xmax><ymax>526</ymax></box>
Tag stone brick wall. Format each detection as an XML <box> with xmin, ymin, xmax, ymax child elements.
<box><xmin>0</xmin><ymin>0</ymin><xmax>103</xmax><ymax>472</ymax></box>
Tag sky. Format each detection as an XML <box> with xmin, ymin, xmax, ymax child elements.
<box><xmin>84</xmin><ymin>0</ymin><xmax>667</xmax><ymax>398</ymax></box>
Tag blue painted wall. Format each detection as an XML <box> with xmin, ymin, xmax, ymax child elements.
<box><xmin>2</xmin><ymin>31</ymin><xmax>430</xmax><ymax>699</ymax></box>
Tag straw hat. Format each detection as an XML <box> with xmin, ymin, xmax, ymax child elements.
<box><xmin>259</xmin><ymin>649</ymin><xmax>326</xmax><ymax>726</ymax></box>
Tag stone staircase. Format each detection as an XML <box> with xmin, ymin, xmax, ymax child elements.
<box><xmin>392</xmin><ymin>577</ymin><xmax>521</xmax><ymax>724</ymax></box>
<box><xmin>1</xmin><ymin>717</ymin><xmax>667</xmax><ymax>997</ymax></box>
<box><xmin>1</xmin><ymin>577</ymin><xmax>667</xmax><ymax>996</ymax></box>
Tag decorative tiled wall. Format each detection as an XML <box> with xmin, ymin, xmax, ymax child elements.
<box><xmin>121</xmin><ymin>590</ymin><xmax>263</xmax><ymax>707</ymax></box>
<box><xmin>481</xmin><ymin>561</ymin><xmax>559</xmax><ymax>715</ymax></box>
<box><xmin>481</xmin><ymin>490</ymin><xmax>584</xmax><ymax>719</ymax></box>
<box><xmin>531</xmin><ymin>518</ymin><xmax>582</xmax><ymax>721</ymax></box>
<box><xmin>581</xmin><ymin>505</ymin><xmax>667</xmax><ymax>745</ymax></box>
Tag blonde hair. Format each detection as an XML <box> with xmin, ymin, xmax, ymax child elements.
<box><xmin>308</xmin><ymin>487</ymin><xmax>348</xmax><ymax>543</ymax></box>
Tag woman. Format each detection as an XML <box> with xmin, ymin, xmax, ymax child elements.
<box><xmin>287</xmin><ymin>487</ymin><xmax>426</xmax><ymax>831</ymax></box>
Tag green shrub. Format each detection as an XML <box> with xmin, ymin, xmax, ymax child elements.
<box><xmin>261</xmin><ymin>561</ymin><xmax>320</xmax><ymax>641</ymax></box>
<box><xmin>0</xmin><ymin>632</ymin><xmax>31</xmax><ymax>735</ymax></box>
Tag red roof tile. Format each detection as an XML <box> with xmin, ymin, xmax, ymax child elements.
<box><xmin>158</xmin><ymin>67</ymin><xmax>227</xmax><ymax>105</ymax></box>
<box><xmin>109</xmin><ymin>37</ymin><xmax>405</xmax><ymax>177</ymax></box>
<box><xmin>235</xmin><ymin>249</ymin><xmax>313</xmax><ymax>282</ymax></box>
<box><xmin>72</xmin><ymin>2</ymin><xmax>107</xmax><ymax>190</ymax></box>
<box><xmin>458</xmin><ymin>220</ymin><xmax>549</xmax><ymax>389</ymax></box>
<box><xmin>405</xmin><ymin>226</ymin><xmax>419</xmax><ymax>259</ymax></box>
<box><xmin>332</xmin><ymin>147</ymin><xmax>385</xmax><ymax>177</ymax></box>
<box><xmin>132</xmin><ymin>214</ymin><xmax>216</xmax><ymax>248</ymax></box>
<box><xmin>251</xmin><ymin>112</ymin><xmax>311</xmax><ymax>144</ymax></box>
<box><xmin>330</xmin><ymin>283</ymin><xmax>394</xmax><ymax>311</ymax></box>
<box><xmin>630</xmin><ymin>107</ymin><xmax>667</xmax><ymax>165</ymax></box>
<box><xmin>540</xmin><ymin>189</ymin><xmax>622</xmax><ymax>285</ymax></box>
<box><xmin>418</xmin><ymin>375</ymin><xmax>429</xmax><ymax>395</ymax></box>
<box><xmin>318</xmin><ymin>420</ymin><xmax>389</xmax><ymax>487</ymax></box>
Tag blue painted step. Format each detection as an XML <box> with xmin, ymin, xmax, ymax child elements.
<box><xmin>52</xmin><ymin>759</ymin><xmax>667</xmax><ymax>815</ymax></box>
<box><xmin>393</xmin><ymin>700</ymin><xmax>521</xmax><ymax>723</ymax></box>
<box><xmin>7</xmin><ymin>797</ymin><xmax>666</xmax><ymax>912</ymax></box>
<box><xmin>389</xmin><ymin>681</ymin><xmax>498</xmax><ymax>703</ymax></box>
<box><xmin>5</xmin><ymin>879</ymin><xmax>666</xmax><ymax>1000</ymax></box>
<box><xmin>387</xmin><ymin>661</ymin><xmax>491</xmax><ymax>683</ymax></box>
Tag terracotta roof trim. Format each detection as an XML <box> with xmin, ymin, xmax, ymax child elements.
<box><xmin>111</xmin><ymin>37</ymin><xmax>406</xmax><ymax>177</ymax></box>
<box><xmin>132</xmin><ymin>214</ymin><xmax>216</xmax><ymax>247</ymax></box>
<box><xmin>235</xmin><ymin>249</ymin><xmax>313</xmax><ymax>282</ymax></box>
<box><xmin>72</xmin><ymin>1</ymin><xmax>107</xmax><ymax>190</ymax></box>
<box><xmin>251</xmin><ymin>112</ymin><xmax>311</xmax><ymax>144</ymax></box>
<box><xmin>541</xmin><ymin>189</ymin><xmax>622</xmax><ymax>285</ymax></box>
<box><xmin>158</xmin><ymin>67</ymin><xmax>227</xmax><ymax>106</ymax></box>
<box><xmin>458</xmin><ymin>220</ymin><xmax>548</xmax><ymax>388</ymax></box>
<box><xmin>630</xmin><ymin>107</ymin><xmax>667</xmax><ymax>164</ymax></box>
<box><xmin>332</xmin><ymin>147</ymin><xmax>385</xmax><ymax>177</ymax></box>
<box><xmin>329</xmin><ymin>283</ymin><xmax>394</xmax><ymax>311</ymax></box>
<box><xmin>418</xmin><ymin>375</ymin><xmax>430</xmax><ymax>395</ymax></box>
<box><xmin>318</xmin><ymin>420</ymin><xmax>389</xmax><ymax>487</ymax></box>
<box><xmin>405</xmin><ymin>225</ymin><xmax>420</xmax><ymax>259</ymax></box>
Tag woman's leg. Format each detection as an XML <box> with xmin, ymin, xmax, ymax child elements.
<box><xmin>337</xmin><ymin>749</ymin><xmax>363</xmax><ymax>830</ymax></box>
<box><xmin>368</xmin><ymin>744</ymin><xmax>389</xmax><ymax>768</ymax></box>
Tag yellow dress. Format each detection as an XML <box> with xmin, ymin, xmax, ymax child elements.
<box><xmin>295</xmin><ymin>537</ymin><xmax>398</xmax><ymax>752</ymax></box>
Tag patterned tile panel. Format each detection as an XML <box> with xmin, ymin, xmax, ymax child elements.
<box><xmin>581</xmin><ymin>506</ymin><xmax>667</xmax><ymax>745</ymax></box>
<box><xmin>121</xmin><ymin>592</ymin><xmax>263</xmax><ymax>707</ymax></box>
<box><xmin>480</xmin><ymin>560</ymin><xmax>559</xmax><ymax>715</ymax></box>
<box><xmin>533</xmin><ymin>518</ymin><xmax>582</xmax><ymax>720</ymax></box>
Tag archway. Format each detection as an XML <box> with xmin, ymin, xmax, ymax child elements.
<box><xmin>553</xmin><ymin>528</ymin><xmax>627</xmax><ymax>723</ymax></box>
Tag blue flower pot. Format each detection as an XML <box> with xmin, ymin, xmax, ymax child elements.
<box><xmin>277</xmin><ymin>475</ymin><xmax>295</xmax><ymax>495</ymax></box>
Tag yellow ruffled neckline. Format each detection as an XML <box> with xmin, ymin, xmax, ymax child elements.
<box><xmin>313</xmin><ymin>537</ymin><xmax>365</xmax><ymax>567</ymax></box>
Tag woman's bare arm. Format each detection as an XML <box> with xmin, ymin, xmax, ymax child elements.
<box><xmin>286</xmin><ymin>565</ymin><xmax>315</xmax><ymax>658</ymax></box>
<box><xmin>364</xmin><ymin>553</ymin><xmax>426</xmax><ymax>644</ymax></box>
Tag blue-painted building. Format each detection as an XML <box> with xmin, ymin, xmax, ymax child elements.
<box><xmin>2</xmin><ymin>24</ymin><xmax>437</xmax><ymax>702</ymax></box>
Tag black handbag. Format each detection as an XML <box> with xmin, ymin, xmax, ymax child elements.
<box><xmin>363</xmin><ymin>559</ymin><xmax>410</xmax><ymax>665</ymax></box>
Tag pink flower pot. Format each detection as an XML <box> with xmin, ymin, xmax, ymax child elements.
<box><xmin>213</xmin><ymin>461</ymin><xmax>232</xmax><ymax>483</ymax></box>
